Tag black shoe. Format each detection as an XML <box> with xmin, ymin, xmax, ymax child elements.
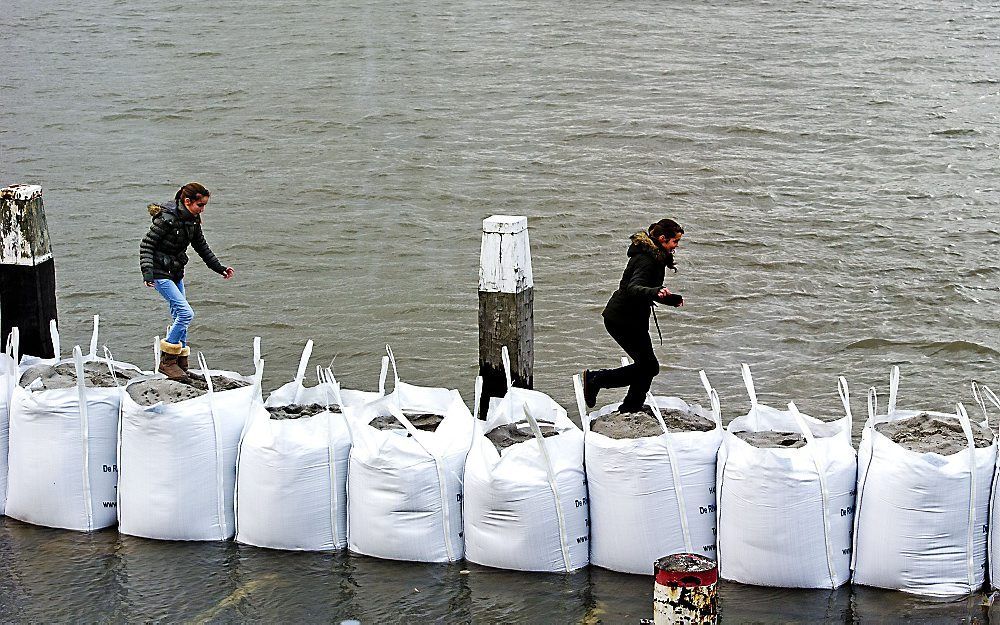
<box><xmin>582</xmin><ymin>370</ymin><xmax>599</xmax><ymax>409</ymax></box>
<box><xmin>619</xmin><ymin>404</ymin><xmax>653</xmax><ymax>416</ymax></box>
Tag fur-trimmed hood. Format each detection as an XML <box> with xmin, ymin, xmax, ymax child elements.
<box><xmin>147</xmin><ymin>200</ymin><xmax>199</xmax><ymax>223</ymax></box>
<box><xmin>627</xmin><ymin>231</ymin><xmax>668</xmax><ymax>264</ymax></box>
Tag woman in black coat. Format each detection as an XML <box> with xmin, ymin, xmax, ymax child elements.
<box><xmin>582</xmin><ymin>218</ymin><xmax>684</xmax><ymax>414</ymax></box>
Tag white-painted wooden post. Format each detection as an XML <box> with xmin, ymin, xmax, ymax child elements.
<box><xmin>478</xmin><ymin>215</ymin><xmax>533</xmax><ymax>418</ymax></box>
<box><xmin>0</xmin><ymin>184</ymin><xmax>57</xmax><ymax>358</ymax></box>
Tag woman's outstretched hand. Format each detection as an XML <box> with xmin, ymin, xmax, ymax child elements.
<box><xmin>222</xmin><ymin>267</ymin><xmax>235</xmax><ymax>280</ymax></box>
<box><xmin>658</xmin><ymin>287</ymin><xmax>684</xmax><ymax>307</ymax></box>
<box><xmin>144</xmin><ymin>281</ymin><xmax>155</xmax><ymax>288</ymax></box>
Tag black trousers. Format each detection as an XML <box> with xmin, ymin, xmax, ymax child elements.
<box><xmin>598</xmin><ymin>316</ymin><xmax>660</xmax><ymax>411</ymax></box>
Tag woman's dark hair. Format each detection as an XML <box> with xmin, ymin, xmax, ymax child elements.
<box><xmin>648</xmin><ymin>218</ymin><xmax>684</xmax><ymax>271</ymax></box>
<box><xmin>175</xmin><ymin>182</ymin><xmax>210</xmax><ymax>209</ymax></box>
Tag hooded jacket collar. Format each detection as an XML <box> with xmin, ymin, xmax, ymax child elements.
<box><xmin>627</xmin><ymin>231</ymin><xmax>668</xmax><ymax>265</ymax></box>
<box><xmin>148</xmin><ymin>200</ymin><xmax>200</xmax><ymax>223</ymax></box>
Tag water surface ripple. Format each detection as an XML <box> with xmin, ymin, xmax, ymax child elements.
<box><xmin>2</xmin><ymin>0</ymin><xmax>999</xmax><ymax>622</ymax></box>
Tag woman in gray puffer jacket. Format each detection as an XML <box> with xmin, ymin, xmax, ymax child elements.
<box><xmin>139</xmin><ymin>182</ymin><xmax>234</xmax><ymax>379</ymax></box>
<box><xmin>582</xmin><ymin>218</ymin><xmax>684</xmax><ymax>414</ymax></box>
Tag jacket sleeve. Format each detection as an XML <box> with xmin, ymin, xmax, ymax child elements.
<box><xmin>622</xmin><ymin>256</ymin><xmax>661</xmax><ymax>302</ymax></box>
<box><xmin>190</xmin><ymin>224</ymin><xmax>227</xmax><ymax>274</ymax></box>
<box><xmin>139</xmin><ymin>215</ymin><xmax>169</xmax><ymax>282</ymax></box>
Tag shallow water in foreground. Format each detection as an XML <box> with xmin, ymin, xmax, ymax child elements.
<box><xmin>0</xmin><ymin>517</ymin><xmax>993</xmax><ymax>624</ymax></box>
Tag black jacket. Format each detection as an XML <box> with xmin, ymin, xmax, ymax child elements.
<box><xmin>139</xmin><ymin>200</ymin><xmax>225</xmax><ymax>282</ymax></box>
<box><xmin>602</xmin><ymin>231</ymin><xmax>682</xmax><ymax>327</ymax></box>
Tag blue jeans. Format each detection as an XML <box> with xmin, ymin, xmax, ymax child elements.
<box><xmin>154</xmin><ymin>278</ymin><xmax>193</xmax><ymax>346</ymax></box>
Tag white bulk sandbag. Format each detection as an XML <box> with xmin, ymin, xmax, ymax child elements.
<box><xmin>0</xmin><ymin>326</ymin><xmax>19</xmax><ymax>514</ymax></box>
<box><xmin>464</xmin><ymin>347</ymin><xmax>588</xmax><ymax>573</ymax></box>
<box><xmin>235</xmin><ymin>341</ymin><xmax>389</xmax><ymax>551</ymax></box>
<box><xmin>7</xmin><ymin>317</ymin><xmax>101</xmax><ymax>517</ymax></box>
<box><xmin>6</xmin><ymin>334</ymin><xmax>142</xmax><ymax>531</ymax></box>
<box><xmin>347</xmin><ymin>345</ymin><xmax>473</xmax><ymax>563</ymax></box>
<box><xmin>118</xmin><ymin>345</ymin><xmax>263</xmax><ymax>541</ymax></box>
<box><xmin>852</xmin><ymin>367</ymin><xmax>995</xmax><ymax>596</ymax></box>
<box><xmin>579</xmin><ymin>362</ymin><xmax>722</xmax><ymax>575</ymax></box>
<box><xmin>6</xmin><ymin>316</ymin><xmax>61</xmax><ymax>517</ymax></box>
<box><xmin>717</xmin><ymin>364</ymin><xmax>856</xmax><ymax>589</ymax></box>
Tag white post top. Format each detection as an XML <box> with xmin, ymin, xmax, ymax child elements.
<box><xmin>480</xmin><ymin>215</ymin><xmax>533</xmax><ymax>293</ymax></box>
<box><xmin>1</xmin><ymin>184</ymin><xmax>52</xmax><ymax>266</ymax></box>
<box><xmin>483</xmin><ymin>215</ymin><xmax>528</xmax><ymax>235</ymax></box>
<box><xmin>1</xmin><ymin>184</ymin><xmax>43</xmax><ymax>201</ymax></box>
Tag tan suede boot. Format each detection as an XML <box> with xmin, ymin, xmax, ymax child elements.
<box><xmin>178</xmin><ymin>346</ymin><xmax>191</xmax><ymax>372</ymax></box>
<box><xmin>159</xmin><ymin>340</ymin><xmax>187</xmax><ymax>380</ymax></box>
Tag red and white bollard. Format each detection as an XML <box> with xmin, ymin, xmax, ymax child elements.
<box><xmin>653</xmin><ymin>553</ymin><xmax>718</xmax><ymax>625</ymax></box>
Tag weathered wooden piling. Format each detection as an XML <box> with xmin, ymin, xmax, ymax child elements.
<box><xmin>478</xmin><ymin>215</ymin><xmax>533</xmax><ymax>417</ymax></box>
<box><xmin>0</xmin><ymin>184</ymin><xmax>57</xmax><ymax>359</ymax></box>
<box><xmin>653</xmin><ymin>553</ymin><xmax>718</xmax><ymax>625</ymax></box>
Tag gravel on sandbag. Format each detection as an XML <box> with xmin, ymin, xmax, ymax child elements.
<box><xmin>369</xmin><ymin>412</ymin><xmax>445</xmax><ymax>433</ymax></box>
<box><xmin>486</xmin><ymin>421</ymin><xmax>558</xmax><ymax>452</ymax></box>
<box><xmin>267</xmin><ymin>403</ymin><xmax>338</xmax><ymax>420</ymax></box>
<box><xmin>590</xmin><ymin>408</ymin><xmax>714</xmax><ymax>440</ymax></box>
<box><xmin>734</xmin><ymin>430</ymin><xmax>807</xmax><ymax>449</ymax></box>
<box><xmin>127</xmin><ymin>373</ymin><xmax>250</xmax><ymax>406</ymax></box>
<box><xmin>875</xmin><ymin>413</ymin><xmax>994</xmax><ymax>455</ymax></box>
<box><xmin>185</xmin><ymin>372</ymin><xmax>250</xmax><ymax>392</ymax></box>
<box><xmin>19</xmin><ymin>362</ymin><xmax>140</xmax><ymax>390</ymax></box>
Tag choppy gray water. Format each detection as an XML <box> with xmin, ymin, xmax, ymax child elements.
<box><xmin>2</xmin><ymin>0</ymin><xmax>999</xmax><ymax>622</ymax></box>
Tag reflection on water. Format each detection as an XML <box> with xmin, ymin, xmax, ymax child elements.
<box><xmin>0</xmin><ymin>518</ymin><xmax>993</xmax><ymax>623</ymax></box>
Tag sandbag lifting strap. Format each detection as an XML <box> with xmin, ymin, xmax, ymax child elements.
<box><xmin>234</xmin><ymin>357</ymin><xmax>267</xmax><ymax>542</ymax></box>
<box><xmin>197</xmin><ymin>352</ymin><xmax>229</xmax><ymax>541</ymax></box>
<box><xmin>699</xmin><ymin>370</ymin><xmax>722</xmax><ymax>429</ymax></box>
<box><xmin>851</xmin><ymin>387</ymin><xmax>881</xmax><ymax>573</ymax></box>
<box><xmin>315</xmin><ymin>364</ymin><xmax>346</xmax><ymax>543</ymax></box>
<box><xmin>49</xmin><ymin>319</ymin><xmax>60</xmax><ymax>361</ymax></box>
<box><xmin>318</xmin><ymin>366</ymin><xmax>345</xmax><ymax>410</ymax></box>
<box><xmin>503</xmin><ymin>346</ymin><xmax>573</xmax><ymax>570</ymax></box>
<box><xmin>741</xmin><ymin>363</ymin><xmax>759</xmax><ymax>431</ymax></box>
<box><xmin>977</xmin><ymin>384</ymin><xmax>1000</xmax><ymax>584</ymax></box>
<box><xmin>378</xmin><ymin>356</ymin><xmax>389</xmax><ymax>397</ymax></box>
<box><xmin>383</xmin><ymin>344</ymin><xmax>457</xmax><ymax>562</ymax></box>
<box><xmin>957</xmin><ymin>403</ymin><xmax>977</xmax><ymax>593</ymax></box>
<box><xmin>646</xmin><ymin>389</ymin><xmax>693</xmax><ymax>553</ymax></box>
<box><xmin>326</xmin><ymin>384</ymin><xmax>342</xmax><ymax>544</ymax></box>
<box><xmin>887</xmin><ymin>365</ymin><xmax>900</xmax><ymax>415</ymax></box>
<box><xmin>789</xmin><ymin>402</ymin><xmax>838</xmax><ymax>589</ymax></box>
<box><xmin>292</xmin><ymin>340</ymin><xmax>314</xmax><ymax>405</ymax></box>
<box><xmin>6</xmin><ymin>327</ymin><xmax>20</xmax><ymax>365</ymax></box>
<box><xmin>73</xmin><ymin>346</ymin><xmax>95</xmax><ymax>531</ymax></box>
<box><xmin>88</xmin><ymin>315</ymin><xmax>100</xmax><ymax>358</ymax></box>
<box><xmin>838</xmin><ymin>376</ymin><xmax>853</xmax><ymax>445</ymax></box>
